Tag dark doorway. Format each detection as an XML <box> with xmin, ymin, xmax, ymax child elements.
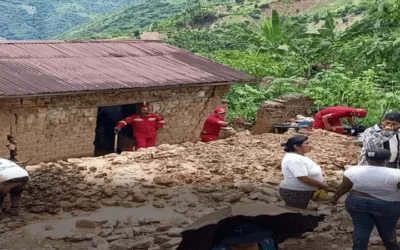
<box><xmin>93</xmin><ymin>103</ymin><xmax>138</xmax><ymax>156</ymax></box>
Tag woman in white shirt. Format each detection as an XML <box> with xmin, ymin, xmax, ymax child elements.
<box><xmin>0</xmin><ymin>158</ymin><xmax>29</xmax><ymax>216</ymax></box>
<box><xmin>331</xmin><ymin>148</ymin><xmax>400</xmax><ymax>250</ymax></box>
<box><xmin>279</xmin><ymin>135</ymin><xmax>329</xmax><ymax>209</ymax></box>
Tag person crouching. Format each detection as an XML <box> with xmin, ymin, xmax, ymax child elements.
<box><xmin>0</xmin><ymin>158</ymin><xmax>29</xmax><ymax>216</ymax></box>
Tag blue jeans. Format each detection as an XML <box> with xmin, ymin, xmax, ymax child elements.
<box><xmin>345</xmin><ymin>194</ymin><xmax>400</xmax><ymax>250</ymax></box>
<box><xmin>387</xmin><ymin>162</ymin><xmax>398</xmax><ymax>169</ymax></box>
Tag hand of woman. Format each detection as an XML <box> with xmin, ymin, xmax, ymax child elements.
<box><xmin>320</xmin><ymin>184</ymin><xmax>330</xmax><ymax>193</ymax></box>
<box><xmin>329</xmin><ymin>197</ymin><xmax>338</xmax><ymax>205</ymax></box>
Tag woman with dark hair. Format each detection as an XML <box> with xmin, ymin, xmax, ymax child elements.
<box><xmin>331</xmin><ymin>148</ymin><xmax>400</xmax><ymax>250</ymax></box>
<box><xmin>279</xmin><ymin>135</ymin><xmax>329</xmax><ymax>209</ymax></box>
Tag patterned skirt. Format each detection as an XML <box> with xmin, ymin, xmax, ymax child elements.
<box><xmin>279</xmin><ymin>188</ymin><xmax>314</xmax><ymax>209</ymax></box>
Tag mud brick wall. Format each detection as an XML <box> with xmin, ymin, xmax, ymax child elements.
<box><xmin>0</xmin><ymin>85</ymin><xmax>230</xmax><ymax>164</ymax></box>
<box><xmin>252</xmin><ymin>94</ymin><xmax>314</xmax><ymax>134</ymax></box>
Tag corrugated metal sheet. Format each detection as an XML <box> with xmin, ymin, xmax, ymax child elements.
<box><xmin>0</xmin><ymin>40</ymin><xmax>255</xmax><ymax>97</ymax></box>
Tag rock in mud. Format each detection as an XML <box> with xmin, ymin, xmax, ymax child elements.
<box><xmin>92</xmin><ymin>235</ymin><xmax>111</xmax><ymax>248</ymax></box>
<box><xmin>153</xmin><ymin>176</ymin><xmax>174</xmax><ymax>186</ymax></box>
<box><xmin>98</xmin><ymin>229</ymin><xmax>114</xmax><ymax>237</ymax></box>
<box><xmin>161</xmin><ymin>238</ymin><xmax>181</xmax><ymax>248</ymax></box>
<box><xmin>76</xmin><ymin>219</ymin><xmax>96</xmax><ymax>229</ymax></box>
<box><xmin>110</xmin><ymin>242</ymin><xmax>130</xmax><ymax>250</ymax></box>
<box><xmin>132</xmin><ymin>237</ymin><xmax>154</xmax><ymax>249</ymax></box>
<box><xmin>154</xmin><ymin>235</ymin><xmax>172</xmax><ymax>244</ymax></box>
<box><xmin>63</xmin><ymin>233</ymin><xmax>92</xmax><ymax>242</ymax></box>
<box><xmin>105</xmin><ymin>234</ymin><xmax>125</xmax><ymax>242</ymax></box>
<box><xmin>112</xmin><ymin>156</ymin><xmax>129</xmax><ymax>165</ymax></box>
<box><xmin>89</xmin><ymin>166</ymin><xmax>97</xmax><ymax>172</ymax></box>
<box><xmin>370</xmin><ymin>236</ymin><xmax>382</xmax><ymax>245</ymax></box>
<box><xmin>238</xmin><ymin>183</ymin><xmax>255</xmax><ymax>193</ymax></box>
<box><xmin>152</xmin><ymin>201</ymin><xmax>165</xmax><ymax>208</ymax></box>
<box><xmin>167</xmin><ymin>227</ymin><xmax>183</xmax><ymax>237</ymax></box>
<box><xmin>131</xmin><ymin>193</ymin><xmax>147</xmax><ymax>203</ymax></box>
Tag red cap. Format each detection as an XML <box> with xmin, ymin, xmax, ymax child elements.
<box><xmin>355</xmin><ymin>109</ymin><xmax>367</xmax><ymax>118</ymax></box>
<box><xmin>214</xmin><ymin>107</ymin><xmax>227</xmax><ymax>114</ymax></box>
<box><xmin>140</xmin><ymin>105</ymin><xmax>150</xmax><ymax>110</ymax></box>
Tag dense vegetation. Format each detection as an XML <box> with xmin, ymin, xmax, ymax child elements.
<box><xmin>55</xmin><ymin>0</ymin><xmax>400</xmax><ymax>126</ymax></box>
<box><xmin>0</xmin><ymin>0</ymin><xmax>135</xmax><ymax>40</ymax></box>
<box><xmin>155</xmin><ymin>0</ymin><xmax>400</xmax><ymax>126</ymax></box>
<box><xmin>59</xmin><ymin>0</ymin><xmax>237</xmax><ymax>39</ymax></box>
<box><xmin>59</xmin><ymin>0</ymin><xmax>201</xmax><ymax>39</ymax></box>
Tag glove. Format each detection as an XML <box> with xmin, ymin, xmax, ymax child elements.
<box><xmin>114</xmin><ymin>127</ymin><xmax>121</xmax><ymax>134</ymax></box>
<box><xmin>312</xmin><ymin>189</ymin><xmax>329</xmax><ymax>202</ymax></box>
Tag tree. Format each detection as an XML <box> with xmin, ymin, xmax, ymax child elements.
<box><xmin>132</xmin><ymin>30</ymin><xmax>140</xmax><ymax>38</ymax></box>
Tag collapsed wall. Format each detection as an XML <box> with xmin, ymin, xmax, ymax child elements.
<box><xmin>252</xmin><ymin>94</ymin><xmax>314</xmax><ymax>134</ymax></box>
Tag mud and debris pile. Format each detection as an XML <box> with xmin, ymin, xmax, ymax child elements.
<box><xmin>0</xmin><ymin>131</ymin><xmax>370</xmax><ymax>249</ymax></box>
<box><xmin>22</xmin><ymin>131</ymin><xmax>359</xmax><ymax>214</ymax></box>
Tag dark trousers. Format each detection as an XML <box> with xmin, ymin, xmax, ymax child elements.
<box><xmin>345</xmin><ymin>194</ymin><xmax>400</xmax><ymax>250</ymax></box>
<box><xmin>0</xmin><ymin>176</ymin><xmax>29</xmax><ymax>209</ymax></box>
<box><xmin>387</xmin><ymin>162</ymin><xmax>398</xmax><ymax>169</ymax></box>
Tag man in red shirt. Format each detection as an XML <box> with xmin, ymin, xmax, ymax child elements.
<box><xmin>114</xmin><ymin>105</ymin><xmax>165</xmax><ymax>150</ymax></box>
<box><xmin>200</xmin><ymin>107</ymin><xmax>229</xmax><ymax>142</ymax></box>
<box><xmin>313</xmin><ymin>106</ymin><xmax>367</xmax><ymax>134</ymax></box>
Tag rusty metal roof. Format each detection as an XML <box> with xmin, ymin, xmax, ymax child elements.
<box><xmin>0</xmin><ymin>39</ymin><xmax>255</xmax><ymax>97</ymax></box>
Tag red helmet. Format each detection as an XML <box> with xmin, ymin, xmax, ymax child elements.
<box><xmin>214</xmin><ymin>107</ymin><xmax>227</xmax><ymax>114</ymax></box>
<box><xmin>355</xmin><ymin>109</ymin><xmax>367</xmax><ymax>118</ymax></box>
<box><xmin>139</xmin><ymin>105</ymin><xmax>150</xmax><ymax>110</ymax></box>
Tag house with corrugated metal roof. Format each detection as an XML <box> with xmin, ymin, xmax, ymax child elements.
<box><xmin>0</xmin><ymin>39</ymin><xmax>254</xmax><ymax>163</ymax></box>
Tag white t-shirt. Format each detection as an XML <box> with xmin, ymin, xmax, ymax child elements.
<box><xmin>389</xmin><ymin>136</ymin><xmax>399</xmax><ymax>162</ymax></box>
<box><xmin>344</xmin><ymin>165</ymin><xmax>400</xmax><ymax>202</ymax></box>
<box><xmin>280</xmin><ymin>153</ymin><xmax>323</xmax><ymax>191</ymax></box>
<box><xmin>0</xmin><ymin>158</ymin><xmax>29</xmax><ymax>182</ymax></box>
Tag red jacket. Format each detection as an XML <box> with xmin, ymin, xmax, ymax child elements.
<box><xmin>313</xmin><ymin>106</ymin><xmax>356</xmax><ymax>134</ymax></box>
<box><xmin>116</xmin><ymin>114</ymin><xmax>165</xmax><ymax>138</ymax></box>
<box><xmin>201</xmin><ymin>114</ymin><xmax>225</xmax><ymax>137</ymax></box>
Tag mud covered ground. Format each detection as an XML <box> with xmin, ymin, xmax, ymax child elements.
<box><xmin>0</xmin><ymin>131</ymin><xmax>390</xmax><ymax>250</ymax></box>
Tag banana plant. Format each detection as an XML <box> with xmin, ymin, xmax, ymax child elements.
<box><xmin>239</xmin><ymin>10</ymin><xmax>291</xmax><ymax>53</ymax></box>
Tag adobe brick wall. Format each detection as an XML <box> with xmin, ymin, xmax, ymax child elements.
<box><xmin>0</xmin><ymin>85</ymin><xmax>230</xmax><ymax>164</ymax></box>
<box><xmin>252</xmin><ymin>94</ymin><xmax>314</xmax><ymax>134</ymax></box>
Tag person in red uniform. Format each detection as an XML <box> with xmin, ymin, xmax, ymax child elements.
<box><xmin>114</xmin><ymin>105</ymin><xmax>165</xmax><ymax>150</ymax></box>
<box><xmin>313</xmin><ymin>106</ymin><xmax>367</xmax><ymax>134</ymax></box>
<box><xmin>200</xmin><ymin>107</ymin><xmax>229</xmax><ymax>142</ymax></box>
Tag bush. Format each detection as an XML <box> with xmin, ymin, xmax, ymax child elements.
<box><xmin>260</xmin><ymin>3</ymin><xmax>270</xmax><ymax>9</ymax></box>
<box><xmin>303</xmin><ymin>65</ymin><xmax>400</xmax><ymax>126</ymax></box>
<box><xmin>313</xmin><ymin>14</ymin><xmax>320</xmax><ymax>23</ymax></box>
<box><xmin>235</xmin><ymin>0</ymin><xmax>245</xmax><ymax>4</ymax></box>
<box><xmin>132</xmin><ymin>30</ymin><xmax>140</xmax><ymax>38</ymax></box>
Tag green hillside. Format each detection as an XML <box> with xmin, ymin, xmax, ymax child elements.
<box><xmin>60</xmin><ymin>0</ymin><xmax>359</xmax><ymax>39</ymax></box>
<box><xmin>0</xmin><ymin>0</ymin><xmax>136</xmax><ymax>40</ymax></box>
<box><xmin>62</xmin><ymin>0</ymin><xmax>400</xmax><ymax>126</ymax></box>
<box><xmin>58</xmin><ymin>0</ymin><xmax>204</xmax><ymax>39</ymax></box>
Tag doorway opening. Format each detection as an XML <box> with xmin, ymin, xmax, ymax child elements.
<box><xmin>93</xmin><ymin>103</ymin><xmax>139</xmax><ymax>156</ymax></box>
